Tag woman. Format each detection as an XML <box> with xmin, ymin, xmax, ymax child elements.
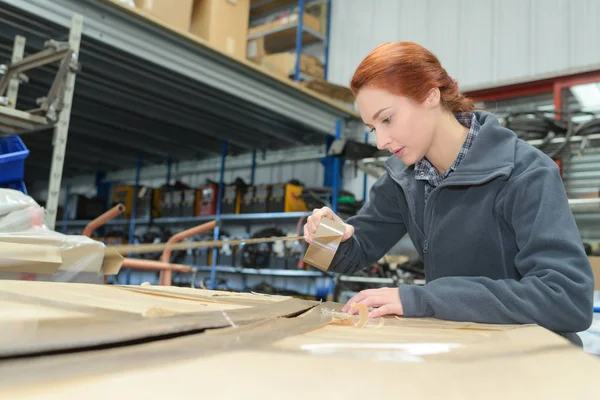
<box><xmin>304</xmin><ymin>42</ymin><xmax>594</xmax><ymax>343</ymax></box>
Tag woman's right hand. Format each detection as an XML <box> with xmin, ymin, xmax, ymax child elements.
<box><xmin>303</xmin><ymin>207</ymin><xmax>355</xmax><ymax>244</ymax></box>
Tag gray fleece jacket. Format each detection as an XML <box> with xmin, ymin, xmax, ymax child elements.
<box><xmin>331</xmin><ymin>110</ymin><xmax>595</xmax><ymax>338</ymax></box>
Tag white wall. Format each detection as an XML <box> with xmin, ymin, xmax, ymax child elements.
<box><xmin>328</xmin><ymin>0</ymin><xmax>600</xmax><ymax>91</ymax></box>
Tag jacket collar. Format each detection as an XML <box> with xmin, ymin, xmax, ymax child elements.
<box><xmin>384</xmin><ymin>110</ymin><xmax>516</xmax><ymax>186</ymax></box>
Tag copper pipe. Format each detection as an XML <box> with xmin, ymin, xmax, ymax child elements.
<box><xmin>82</xmin><ymin>203</ymin><xmax>126</xmax><ymax>237</ymax></box>
<box><xmin>159</xmin><ymin>220</ymin><xmax>217</xmax><ymax>286</ymax></box>
<box><xmin>122</xmin><ymin>258</ymin><xmax>192</xmax><ymax>273</ymax></box>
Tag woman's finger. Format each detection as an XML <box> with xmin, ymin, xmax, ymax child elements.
<box><xmin>368</xmin><ymin>304</ymin><xmax>403</xmax><ymax>318</ymax></box>
<box><xmin>303</xmin><ymin>223</ymin><xmax>312</xmax><ymax>243</ymax></box>
<box><xmin>356</xmin><ymin>296</ymin><xmax>388</xmax><ymax>309</ymax></box>
<box><xmin>341</xmin><ymin>289</ymin><xmax>380</xmax><ymax>313</ymax></box>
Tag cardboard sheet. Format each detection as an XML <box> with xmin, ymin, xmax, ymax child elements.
<box><xmin>0</xmin><ymin>281</ymin><xmax>318</xmax><ymax>358</ymax></box>
<box><xmin>1</xmin><ymin>301</ymin><xmax>599</xmax><ymax>399</ymax></box>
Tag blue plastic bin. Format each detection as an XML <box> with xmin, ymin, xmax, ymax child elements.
<box><xmin>0</xmin><ymin>135</ymin><xmax>29</xmax><ymax>193</ymax></box>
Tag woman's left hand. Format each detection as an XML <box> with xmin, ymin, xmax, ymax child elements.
<box><xmin>341</xmin><ymin>287</ymin><xmax>404</xmax><ymax>318</ymax></box>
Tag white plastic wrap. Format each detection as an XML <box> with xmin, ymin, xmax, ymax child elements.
<box><xmin>0</xmin><ymin>189</ymin><xmax>108</xmax><ymax>281</ymax></box>
<box><xmin>0</xmin><ymin>189</ymin><xmax>40</xmax><ymax>217</ymax></box>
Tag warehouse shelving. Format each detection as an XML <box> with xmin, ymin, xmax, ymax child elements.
<box><xmin>248</xmin><ymin>0</ymin><xmax>332</xmax><ymax>81</ymax></box>
<box><xmin>0</xmin><ymin>0</ymin><xmax>359</xmax><ymax>293</ymax></box>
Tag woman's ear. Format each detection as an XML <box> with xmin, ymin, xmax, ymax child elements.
<box><xmin>425</xmin><ymin>87</ymin><xmax>441</xmax><ymax>108</ymax></box>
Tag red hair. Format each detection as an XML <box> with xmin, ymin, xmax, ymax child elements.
<box><xmin>350</xmin><ymin>42</ymin><xmax>475</xmax><ymax>114</ymax></box>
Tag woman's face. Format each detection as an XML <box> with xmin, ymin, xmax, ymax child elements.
<box><xmin>356</xmin><ymin>86</ymin><xmax>440</xmax><ymax>166</ymax></box>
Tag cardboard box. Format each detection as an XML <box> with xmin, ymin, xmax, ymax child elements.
<box><xmin>246</xmin><ymin>36</ymin><xmax>265</xmax><ymax>64</ymax></box>
<box><xmin>262</xmin><ymin>52</ymin><xmax>324</xmax><ymax>79</ymax></box>
<box><xmin>190</xmin><ymin>0</ymin><xmax>250</xmax><ymax>59</ymax></box>
<box><xmin>588</xmin><ymin>256</ymin><xmax>600</xmax><ymax>290</ymax></box>
<box><xmin>248</xmin><ymin>12</ymin><xmax>320</xmax><ymax>38</ymax></box>
<box><xmin>301</xmin><ymin>78</ymin><xmax>355</xmax><ymax>105</ymax></box>
<box><xmin>2</xmin><ymin>286</ymin><xmax>600</xmax><ymax>399</ymax></box>
<box><xmin>134</xmin><ymin>0</ymin><xmax>194</xmax><ymax>32</ymax></box>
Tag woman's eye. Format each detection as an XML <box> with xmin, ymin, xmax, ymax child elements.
<box><xmin>368</xmin><ymin>127</ymin><xmax>375</xmax><ymax>133</ymax></box>
<box><xmin>382</xmin><ymin>116</ymin><xmax>392</xmax><ymax>124</ymax></box>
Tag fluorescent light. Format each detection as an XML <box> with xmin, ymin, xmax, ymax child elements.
<box><xmin>570</xmin><ymin>83</ymin><xmax>600</xmax><ymax>110</ymax></box>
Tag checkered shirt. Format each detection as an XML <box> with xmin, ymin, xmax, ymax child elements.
<box><xmin>414</xmin><ymin>113</ymin><xmax>480</xmax><ymax>202</ymax></box>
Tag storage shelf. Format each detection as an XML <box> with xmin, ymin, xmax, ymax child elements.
<box><xmin>0</xmin><ymin>0</ymin><xmax>358</xmax><ymax>182</ymax></box>
<box><xmin>339</xmin><ymin>275</ymin><xmax>426</xmax><ymax>285</ymax></box>
<box><xmin>64</xmin><ymin>211</ymin><xmax>312</xmax><ymax>228</ymax></box>
<box><xmin>248</xmin><ymin>23</ymin><xmax>325</xmax><ymax>53</ymax></box>
<box><xmin>339</xmin><ymin>276</ymin><xmax>395</xmax><ymax>284</ymax></box>
<box><xmin>340</xmin><ymin>275</ymin><xmax>425</xmax><ymax>285</ymax></box>
<box><xmin>193</xmin><ymin>265</ymin><xmax>324</xmax><ymax>278</ymax></box>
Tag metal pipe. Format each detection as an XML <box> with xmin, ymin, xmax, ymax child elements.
<box><xmin>122</xmin><ymin>258</ymin><xmax>192</xmax><ymax>273</ymax></box>
<box><xmin>210</xmin><ymin>141</ymin><xmax>228</xmax><ymax>290</ymax></box>
<box><xmin>158</xmin><ymin>220</ymin><xmax>217</xmax><ymax>286</ymax></box>
<box><xmin>82</xmin><ymin>203</ymin><xmax>126</xmax><ymax>237</ymax></box>
<box><xmin>293</xmin><ymin>0</ymin><xmax>306</xmax><ymax>82</ymax></box>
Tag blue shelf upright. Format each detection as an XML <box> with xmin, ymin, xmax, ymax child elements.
<box><xmin>210</xmin><ymin>141</ymin><xmax>228</xmax><ymax>290</ymax></box>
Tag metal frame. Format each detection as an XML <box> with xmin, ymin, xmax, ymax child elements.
<box><xmin>44</xmin><ymin>13</ymin><xmax>82</xmax><ymax>230</ymax></box>
<box><xmin>0</xmin><ymin>40</ymin><xmax>78</xmax><ymax>125</ymax></box>
<box><xmin>465</xmin><ymin>68</ymin><xmax>600</xmax><ymax>110</ymax></box>
<box><xmin>5</xmin><ymin>35</ymin><xmax>25</xmax><ymax>108</ymax></box>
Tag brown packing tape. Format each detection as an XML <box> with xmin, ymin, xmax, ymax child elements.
<box><xmin>101</xmin><ymin>248</ymin><xmax>124</xmax><ymax>275</ymax></box>
<box><xmin>302</xmin><ymin>218</ymin><xmax>346</xmax><ymax>271</ymax></box>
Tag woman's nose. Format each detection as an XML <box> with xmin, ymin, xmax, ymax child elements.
<box><xmin>376</xmin><ymin>133</ymin><xmax>390</xmax><ymax>151</ymax></box>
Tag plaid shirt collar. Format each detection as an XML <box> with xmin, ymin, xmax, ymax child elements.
<box><xmin>414</xmin><ymin>112</ymin><xmax>480</xmax><ymax>188</ymax></box>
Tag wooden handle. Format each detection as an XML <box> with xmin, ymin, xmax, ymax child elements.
<box><xmin>108</xmin><ymin>235</ymin><xmax>305</xmax><ymax>255</ymax></box>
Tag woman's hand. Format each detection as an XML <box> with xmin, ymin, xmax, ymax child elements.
<box><xmin>303</xmin><ymin>206</ymin><xmax>354</xmax><ymax>244</ymax></box>
<box><xmin>342</xmin><ymin>287</ymin><xmax>404</xmax><ymax>318</ymax></box>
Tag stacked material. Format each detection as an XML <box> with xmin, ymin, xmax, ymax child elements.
<box><xmin>1</xmin><ymin>281</ymin><xmax>599</xmax><ymax>399</ymax></box>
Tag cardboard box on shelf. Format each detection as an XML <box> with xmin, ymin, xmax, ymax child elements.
<box><xmin>248</xmin><ymin>12</ymin><xmax>321</xmax><ymax>54</ymax></box>
<box><xmin>301</xmin><ymin>78</ymin><xmax>355</xmax><ymax>106</ymax></box>
<box><xmin>134</xmin><ymin>0</ymin><xmax>194</xmax><ymax>32</ymax></box>
<box><xmin>190</xmin><ymin>0</ymin><xmax>250</xmax><ymax>59</ymax></box>
<box><xmin>249</xmin><ymin>12</ymin><xmax>320</xmax><ymax>37</ymax></box>
<box><xmin>262</xmin><ymin>52</ymin><xmax>323</xmax><ymax>79</ymax></box>
<box><xmin>246</xmin><ymin>36</ymin><xmax>265</xmax><ymax>64</ymax></box>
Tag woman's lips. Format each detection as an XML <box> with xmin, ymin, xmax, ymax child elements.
<box><xmin>393</xmin><ymin>147</ymin><xmax>405</xmax><ymax>157</ymax></box>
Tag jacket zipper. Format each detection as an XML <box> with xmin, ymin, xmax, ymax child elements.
<box><xmin>422</xmin><ymin>168</ymin><xmax>512</xmax><ymax>260</ymax></box>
